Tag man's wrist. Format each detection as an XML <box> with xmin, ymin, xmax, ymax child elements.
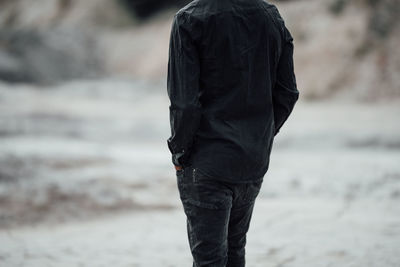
<box><xmin>174</xmin><ymin>165</ymin><xmax>183</xmax><ymax>171</ymax></box>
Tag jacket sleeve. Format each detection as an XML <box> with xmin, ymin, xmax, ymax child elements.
<box><xmin>167</xmin><ymin>13</ymin><xmax>202</xmax><ymax>167</ymax></box>
<box><xmin>272</xmin><ymin>14</ymin><xmax>299</xmax><ymax>136</ymax></box>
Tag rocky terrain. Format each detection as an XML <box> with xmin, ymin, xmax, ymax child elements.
<box><xmin>0</xmin><ymin>0</ymin><xmax>399</xmax><ymax>99</ymax></box>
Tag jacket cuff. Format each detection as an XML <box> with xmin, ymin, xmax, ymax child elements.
<box><xmin>172</xmin><ymin>151</ymin><xmax>186</xmax><ymax>166</ymax></box>
<box><xmin>167</xmin><ymin>139</ymin><xmax>189</xmax><ymax>167</ymax></box>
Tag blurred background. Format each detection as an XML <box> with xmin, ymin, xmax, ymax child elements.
<box><xmin>0</xmin><ymin>0</ymin><xmax>399</xmax><ymax>266</ymax></box>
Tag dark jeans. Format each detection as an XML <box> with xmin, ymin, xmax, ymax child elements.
<box><xmin>176</xmin><ymin>166</ymin><xmax>263</xmax><ymax>267</ymax></box>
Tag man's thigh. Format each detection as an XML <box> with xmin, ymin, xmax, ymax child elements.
<box><xmin>226</xmin><ymin>180</ymin><xmax>263</xmax><ymax>266</ymax></box>
<box><xmin>176</xmin><ymin>167</ymin><xmax>233</xmax><ymax>266</ymax></box>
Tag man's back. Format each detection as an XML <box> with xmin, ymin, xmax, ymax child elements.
<box><xmin>167</xmin><ymin>0</ymin><xmax>299</xmax><ymax>182</ymax></box>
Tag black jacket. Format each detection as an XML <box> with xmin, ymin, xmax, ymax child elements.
<box><xmin>167</xmin><ymin>0</ymin><xmax>299</xmax><ymax>182</ymax></box>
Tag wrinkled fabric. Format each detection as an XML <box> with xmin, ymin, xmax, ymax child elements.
<box><xmin>167</xmin><ymin>0</ymin><xmax>299</xmax><ymax>183</ymax></box>
<box><xmin>177</xmin><ymin>166</ymin><xmax>262</xmax><ymax>267</ymax></box>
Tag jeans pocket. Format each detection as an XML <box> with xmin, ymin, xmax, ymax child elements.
<box><xmin>176</xmin><ymin>168</ymin><xmax>187</xmax><ymax>191</ymax></box>
<box><xmin>192</xmin><ymin>167</ymin><xmax>215</xmax><ymax>184</ymax></box>
<box><xmin>181</xmin><ymin>175</ymin><xmax>232</xmax><ymax>210</ymax></box>
<box><xmin>176</xmin><ymin>168</ymin><xmax>185</xmax><ymax>177</ymax></box>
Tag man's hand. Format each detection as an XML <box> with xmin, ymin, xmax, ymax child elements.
<box><xmin>175</xmin><ymin>165</ymin><xmax>183</xmax><ymax>171</ymax></box>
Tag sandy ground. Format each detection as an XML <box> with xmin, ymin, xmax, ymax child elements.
<box><xmin>0</xmin><ymin>79</ymin><xmax>399</xmax><ymax>267</ymax></box>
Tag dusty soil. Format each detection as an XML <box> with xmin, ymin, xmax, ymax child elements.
<box><xmin>0</xmin><ymin>80</ymin><xmax>399</xmax><ymax>266</ymax></box>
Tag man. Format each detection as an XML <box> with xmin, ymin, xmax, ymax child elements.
<box><xmin>167</xmin><ymin>0</ymin><xmax>299</xmax><ymax>266</ymax></box>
